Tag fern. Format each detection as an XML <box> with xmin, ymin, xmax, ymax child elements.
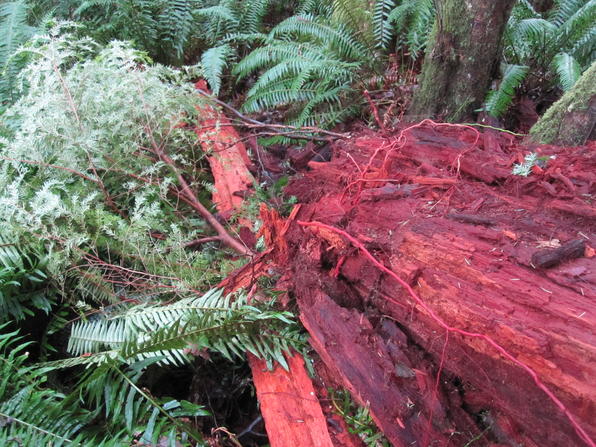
<box><xmin>549</xmin><ymin>0</ymin><xmax>589</xmax><ymax>26</ymax></box>
<box><xmin>237</xmin><ymin>0</ymin><xmax>271</xmax><ymax>34</ymax></box>
<box><xmin>201</xmin><ymin>44</ymin><xmax>232</xmax><ymax>95</ymax></box>
<box><xmin>388</xmin><ymin>0</ymin><xmax>436</xmax><ymax>59</ymax></box>
<box><xmin>0</xmin><ymin>1</ymin><xmax>37</xmax><ymax>102</ymax></box>
<box><xmin>158</xmin><ymin>0</ymin><xmax>195</xmax><ymax>63</ymax></box>
<box><xmin>490</xmin><ymin>0</ymin><xmax>595</xmax><ymax>116</ymax></box>
<box><xmin>67</xmin><ymin>288</ymin><xmax>301</xmax><ymax>369</ymax></box>
<box><xmin>0</xmin><ymin>231</ymin><xmax>53</xmax><ymax>322</ymax></box>
<box><xmin>484</xmin><ymin>63</ymin><xmax>529</xmax><ymax>117</ymax></box>
<box><xmin>373</xmin><ymin>0</ymin><xmax>396</xmax><ymax>49</ymax></box>
<box><xmin>0</xmin><ymin>325</ymin><xmax>91</xmax><ymax>445</ymax></box>
<box><xmin>553</xmin><ymin>52</ymin><xmax>582</xmax><ymax>90</ymax></box>
<box><xmin>270</xmin><ymin>14</ymin><xmax>368</xmax><ymax>61</ymax></box>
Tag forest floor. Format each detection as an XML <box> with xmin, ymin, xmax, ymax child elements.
<box><xmin>229</xmin><ymin>120</ymin><xmax>595</xmax><ymax>447</ymax></box>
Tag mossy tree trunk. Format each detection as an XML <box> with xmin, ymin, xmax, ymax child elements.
<box><xmin>408</xmin><ymin>0</ymin><xmax>515</xmax><ymax>122</ymax></box>
<box><xmin>530</xmin><ymin>61</ymin><xmax>596</xmax><ymax>146</ymax></box>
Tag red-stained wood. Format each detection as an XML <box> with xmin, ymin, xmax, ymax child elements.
<box><xmin>248</xmin><ymin>352</ymin><xmax>335</xmax><ymax>447</ymax></box>
<box><xmin>194</xmin><ymin>80</ymin><xmax>255</xmax><ymax>225</ymax></box>
<box><xmin>282</xmin><ymin>123</ymin><xmax>596</xmax><ymax>447</ymax></box>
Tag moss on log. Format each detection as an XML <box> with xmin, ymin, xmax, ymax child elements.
<box><xmin>530</xmin><ymin>61</ymin><xmax>596</xmax><ymax>146</ymax></box>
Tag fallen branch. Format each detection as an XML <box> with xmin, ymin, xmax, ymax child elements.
<box><xmin>195</xmin><ymin>88</ymin><xmax>349</xmax><ymax>141</ymax></box>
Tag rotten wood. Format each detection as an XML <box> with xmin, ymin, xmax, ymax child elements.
<box><xmin>281</xmin><ymin>123</ymin><xmax>596</xmax><ymax>447</ymax></box>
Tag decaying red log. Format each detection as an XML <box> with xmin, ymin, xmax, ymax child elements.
<box><xmin>280</xmin><ymin>122</ymin><xmax>596</xmax><ymax>446</ymax></box>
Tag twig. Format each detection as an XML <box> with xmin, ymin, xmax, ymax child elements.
<box><xmin>195</xmin><ymin>88</ymin><xmax>349</xmax><ymax>140</ymax></box>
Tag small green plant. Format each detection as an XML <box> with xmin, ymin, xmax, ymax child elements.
<box><xmin>512</xmin><ymin>152</ymin><xmax>553</xmax><ymax>176</ymax></box>
<box><xmin>329</xmin><ymin>388</ymin><xmax>390</xmax><ymax>447</ymax></box>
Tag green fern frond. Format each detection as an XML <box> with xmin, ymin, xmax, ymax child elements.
<box><xmin>241</xmin><ymin>82</ymin><xmax>318</xmax><ymax>113</ymax></box>
<box><xmin>194</xmin><ymin>4</ymin><xmax>239</xmax><ymax>25</ymax></box>
<box><xmin>238</xmin><ymin>0</ymin><xmax>271</xmax><ymax>34</ymax></box>
<box><xmin>270</xmin><ymin>14</ymin><xmax>368</xmax><ymax>61</ymax></box>
<box><xmin>0</xmin><ymin>326</ymin><xmax>90</xmax><ymax>445</ymax></box>
<box><xmin>331</xmin><ymin>0</ymin><xmax>374</xmax><ymax>47</ymax></box>
<box><xmin>67</xmin><ymin>288</ymin><xmax>301</xmax><ymax>369</ymax></box>
<box><xmin>373</xmin><ymin>0</ymin><xmax>396</xmax><ymax>49</ymax></box>
<box><xmin>0</xmin><ymin>232</ymin><xmax>52</xmax><ymax>322</ymax></box>
<box><xmin>0</xmin><ymin>1</ymin><xmax>35</xmax><ymax>66</ymax></box>
<box><xmin>485</xmin><ymin>63</ymin><xmax>529</xmax><ymax>117</ymax></box>
<box><xmin>512</xmin><ymin>17</ymin><xmax>557</xmax><ymax>41</ymax></box>
<box><xmin>158</xmin><ymin>0</ymin><xmax>195</xmax><ymax>62</ymax></box>
<box><xmin>201</xmin><ymin>44</ymin><xmax>232</xmax><ymax>96</ymax></box>
<box><xmin>0</xmin><ymin>0</ymin><xmax>37</xmax><ymax>100</ymax></box>
<box><xmin>553</xmin><ymin>52</ymin><xmax>582</xmax><ymax>90</ymax></box>
<box><xmin>556</xmin><ymin>0</ymin><xmax>596</xmax><ymax>50</ymax></box>
<box><xmin>388</xmin><ymin>0</ymin><xmax>435</xmax><ymax>59</ymax></box>
<box><xmin>549</xmin><ymin>0</ymin><xmax>589</xmax><ymax>26</ymax></box>
<box><xmin>233</xmin><ymin>41</ymin><xmax>326</xmax><ymax>79</ymax></box>
<box><xmin>569</xmin><ymin>22</ymin><xmax>596</xmax><ymax>62</ymax></box>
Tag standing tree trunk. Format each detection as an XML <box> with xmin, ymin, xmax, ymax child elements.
<box><xmin>408</xmin><ymin>0</ymin><xmax>515</xmax><ymax>122</ymax></box>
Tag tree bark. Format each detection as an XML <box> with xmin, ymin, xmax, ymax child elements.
<box><xmin>530</xmin><ymin>61</ymin><xmax>596</xmax><ymax>146</ymax></box>
<box><xmin>408</xmin><ymin>0</ymin><xmax>515</xmax><ymax>122</ymax></box>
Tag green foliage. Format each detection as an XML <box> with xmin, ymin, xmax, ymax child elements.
<box><xmin>64</xmin><ymin>288</ymin><xmax>302</xmax><ymax>370</ymax></box>
<box><xmin>0</xmin><ymin>323</ymin><xmax>209</xmax><ymax>445</ymax></box>
<box><xmin>0</xmin><ymin>0</ymin><xmax>37</xmax><ymax>103</ymax></box>
<box><xmin>553</xmin><ymin>51</ymin><xmax>582</xmax><ymax>90</ymax></box>
<box><xmin>530</xmin><ymin>60</ymin><xmax>596</xmax><ymax>144</ymax></box>
<box><xmin>484</xmin><ymin>64</ymin><xmax>530</xmax><ymax>118</ymax></box>
<box><xmin>485</xmin><ymin>0</ymin><xmax>595</xmax><ymax>117</ymax></box>
<box><xmin>0</xmin><ymin>33</ymin><xmax>302</xmax><ymax>443</ymax></box>
<box><xmin>0</xmin><ymin>324</ymin><xmax>91</xmax><ymax>445</ymax></box>
<box><xmin>0</xmin><ymin>230</ymin><xmax>54</xmax><ymax>322</ymax></box>
<box><xmin>329</xmin><ymin>388</ymin><xmax>389</xmax><ymax>447</ymax></box>
<box><xmin>0</xmin><ymin>31</ymin><xmax>224</xmax><ymax>295</ymax></box>
<box><xmin>201</xmin><ymin>44</ymin><xmax>232</xmax><ymax>96</ymax></box>
<box><xmin>234</xmin><ymin>2</ymin><xmax>384</xmax><ymax>129</ymax></box>
<box><xmin>388</xmin><ymin>0</ymin><xmax>435</xmax><ymax>59</ymax></box>
<box><xmin>373</xmin><ymin>0</ymin><xmax>396</xmax><ymax>50</ymax></box>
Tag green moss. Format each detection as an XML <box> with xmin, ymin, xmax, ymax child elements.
<box><xmin>530</xmin><ymin>61</ymin><xmax>596</xmax><ymax>145</ymax></box>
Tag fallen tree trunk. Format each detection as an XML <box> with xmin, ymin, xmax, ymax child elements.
<box><xmin>280</xmin><ymin>122</ymin><xmax>595</xmax><ymax>446</ymax></box>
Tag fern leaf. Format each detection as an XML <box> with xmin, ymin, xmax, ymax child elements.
<box><xmin>238</xmin><ymin>0</ymin><xmax>271</xmax><ymax>34</ymax></box>
<box><xmin>549</xmin><ymin>0</ymin><xmax>589</xmax><ymax>26</ymax></box>
<box><xmin>485</xmin><ymin>63</ymin><xmax>529</xmax><ymax>117</ymax></box>
<box><xmin>0</xmin><ymin>0</ymin><xmax>36</xmax><ymax>100</ymax></box>
<box><xmin>270</xmin><ymin>14</ymin><xmax>368</xmax><ymax>61</ymax></box>
<box><xmin>373</xmin><ymin>0</ymin><xmax>396</xmax><ymax>49</ymax></box>
<box><xmin>201</xmin><ymin>44</ymin><xmax>232</xmax><ymax>96</ymax></box>
<box><xmin>553</xmin><ymin>52</ymin><xmax>582</xmax><ymax>90</ymax></box>
<box><xmin>388</xmin><ymin>0</ymin><xmax>435</xmax><ymax>59</ymax></box>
